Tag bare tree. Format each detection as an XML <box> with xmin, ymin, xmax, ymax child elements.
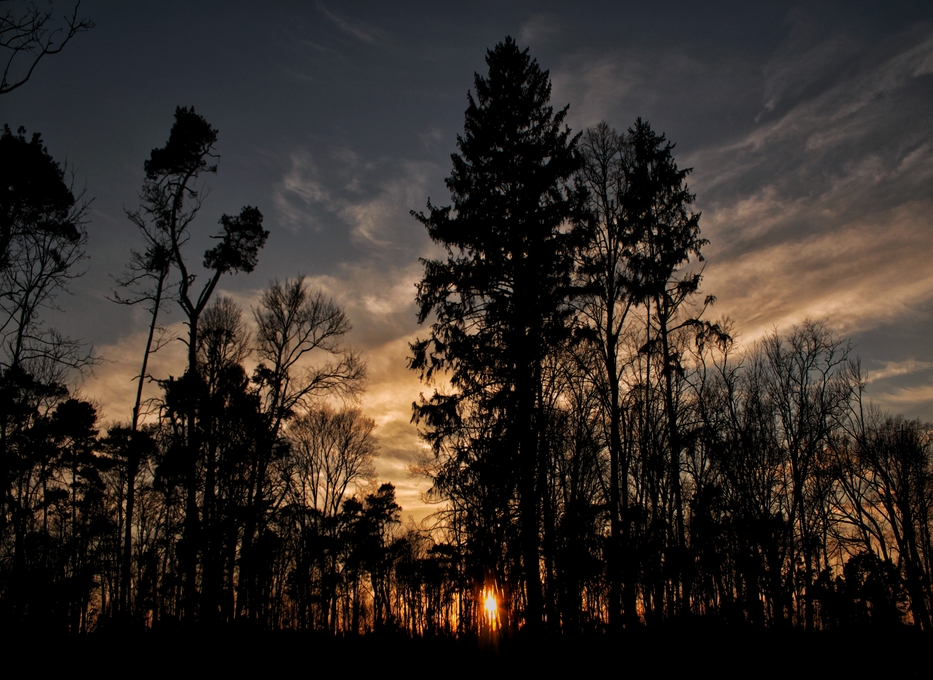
<box><xmin>235</xmin><ymin>276</ymin><xmax>364</xmax><ymax>620</ymax></box>
<box><xmin>836</xmin><ymin>387</ymin><xmax>933</xmax><ymax>630</ymax></box>
<box><xmin>282</xmin><ymin>406</ymin><xmax>377</xmax><ymax>630</ymax></box>
<box><xmin>286</xmin><ymin>407</ymin><xmax>377</xmax><ymax>519</ymax></box>
<box><xmin>253</xmin><ymin>276</ymin><xmax>365</xmax><ymax>439</ymax></box>
<box><xmin>576</xmin><ymin>121</ymin><xmax>639</xmax><ymax>627</ymax></box>
<box><xmin>198</xmin><ymin>295</ymin><xmax>251</xmax><ymax>386</ymax></box>
<box><xmin>1</xmin><ymin>1</ymin><xmax>94</xmax><ymax>95</ymax></box>
<box><xmin>763</xmin><ymin>320</ymin><xmax>850</xmax><ymax>629</ymax></box>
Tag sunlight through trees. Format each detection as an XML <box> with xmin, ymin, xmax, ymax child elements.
<box><xmin>0</xmin><ymin>35</ymin><xmax>930</xmax><ymax>639</ymax></box>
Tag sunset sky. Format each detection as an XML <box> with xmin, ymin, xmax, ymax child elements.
<box><xmin>3</xmin><ymin>1</ymin><xmax>931</xmax><ymax>523</ymax></box>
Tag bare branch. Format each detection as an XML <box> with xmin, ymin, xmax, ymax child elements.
<box><xmin>0</xmin><ymin>1</ymin><xmax>95</xmax><ymax>95</ymax></box>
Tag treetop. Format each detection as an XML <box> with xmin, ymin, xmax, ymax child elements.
<box><xmin>145</xmin><ymin>106</ymin><xmax>218</xmax><ymax>180</ymax></box>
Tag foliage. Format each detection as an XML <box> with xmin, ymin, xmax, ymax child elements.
<box><xmin>411</xmin><ymin>36</ymin><xmax>586</xmax><ymax>629</ymax></box>
<box><xmin>0</xmin><ymin>125</ymin><xmax>90</xmax><ymax>377</ymax></box>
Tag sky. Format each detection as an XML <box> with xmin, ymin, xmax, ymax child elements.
<box><xmin>2</xmin><ymin>0</ymin><xmax>932</xmax><ymax>524</ymax></box>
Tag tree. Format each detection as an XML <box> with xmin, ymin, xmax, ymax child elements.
<box><xmin>762</xmin><ymin>320</ymin><xmax>850</xmax><ymax>629</ymax></box>
<box><xmin>193</xmin><ymin>296</ymin><xmax>261</xmax><ymax>623</ymax></box>
<box><xmin>253</xmin><ymin>276</ymin><xmax>365</xmax><ymax>440</ymax></box>
<box><xmin>835</xmin><ymin>392</ymin><xmax>932</xmax><ymax>630</ymax></box>
<box><xmin>110</xmin><ymin>140</ymin><xmax>177</xmax><ymax>619</ymax></box>
<box><xmin>283</xmin><ymin>406</ymin><xmax>378</xmax><ymax>629</ymax></box>
<box><xmin>341</xmin><ymin>483</ymin><xmax>400</xmax><ymax>630</ymax></box>
<box><xmin>576</xmin><ymin>121</ymin><xmax>639</xmax><ymax>627</ymax></box>
<box><xmin>1</xmin><ymin>1</ymin><xmax>94</xmax><ymax>95</ymax></box>
<box><xmin>625</xmin><ymin>118</ymin><xmax>721</xmax><ymax>612</ymax></box>
<box><xmin>141</xmin><ymin>106</ymin><xmax>268</xmax><ymax>621</ymax></box>
<box><xmin>0</xmin><ymin>125</ymin><xmax>91</xmax><ymax>604</ymax></box>
<box><xmin>0</xmin><ymin>125</ymin><xmax>90</xmax><ymax>377</ymax></box>
<box><xmin>235</xmin><ymin>277</ymin><xmax>364</xmax><ymax>620</ymax></box>
<box><xmin>410</xmin><ymin>37</ymin><xmax>586</xmax><ymax>630</ymax></box>
<box><xmin>286</xmin><ymin>407</ymin><xmax>377</xmax><ymax>520</ymax></box>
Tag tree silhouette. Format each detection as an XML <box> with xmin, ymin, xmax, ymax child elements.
<box><xmin>624</xmin><ymin>118</ymin><xmax>720</xmax><ymax>612</ymax></box>
<box><xmin>576</xmin><ymin>121</ymin><xmax>638</xmax><ymax>627</ymax></box>
<box><xmin>142</xmin><ymin>106</ymin><xmax>268</xmax><ymax>621</ymax></box>
<box><xmin>0</xmin><ymin>1</ymin><xmax>93</xmax><ymax>95</ymax></box>
<box><xmin>0</xmin><ymin>125</ymin><xmax>93</xmax><ymax>625</ymax></box>
<box><xmin>411</xmin><ymin>36</ymin><xmax>586</xmax><ymax>631</ymax></box>
<box><xmin>0</xmin><ymin>125</ymin><xmax>90</xmax><ymax>377</ymax></box>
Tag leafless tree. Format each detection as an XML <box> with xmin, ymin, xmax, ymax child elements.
<box><xmin>236</xmin><ymin>277</ymin><xmax>363</xmax><ymax>620</ymax></box>
<box><xmin>763</xmin><ymin>320</ymin><xmax>851</xmax><ymax>629</ymax></box>
<box><xmin>1</xmin><ymin>1</ymin><xmax>94</xmax><ymax>95</ymax></box>
<box><xmin>253</xmin><ymin>276</ymin><xmax>366</xmax><ymax>438</ymax></box>
<box><xmin>286</xmin><ymin>407</ymin><xmax>377</xmax><ymax>519</ymax></box>
<box><xmin>576</xmin><ymin>121</ymin><xmax>638</xmax><ymax>627</ymax></box>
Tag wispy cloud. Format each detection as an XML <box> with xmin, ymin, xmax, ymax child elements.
<box><xmin>705</xmin><ymin>200</ymin><xmax>933</xmax><ymax>342</ymax></box>
<box><xmin>519</xmin><ymin>14</ymin><xmax>560</xmax><ymax>47</ymax></box>
<box><xmin>339</xmin><ymin>161</ymin><xmax>436</xmax><ymax>251</ymax></box>
<box><xmin>693</xmin><ymin>31</ymin><xmax>933</xmax><ymax>192</ymax></box>
<box><xmin>683</xmin><ymin>25</ymin><xmax>933</xmax><ymax>364</ymax></box>
<box><xmin>550</xmin><ymin>54</ymin><xmax>641</xmax><ymax>130</ymax></box>
<box><xmin>273</xmin><ymin>145</ymin><xmax>439</xmax><ymax>260</ymax></box>
<box><xmin>868</xmin><ymin>359</ymin><xmax>933</xmax><ymax>382</ymax></box>
<box><xmin>757</xmin><ymin>9</ymin><xmax>855</xmax><ymax>120</ymax></box>
<box><xmin>274</xmin><ymin>151</ymin><xmax>333</xmax><ymax>232</ymax></box>
<box><xmin>877</xmin><ymin>384</ymin><xmax>933</xmax><ymax>404</ymax></box>
<box><xmin>316</xmin><ymin>2</ymin><xmax>381</xmax><ymax>44</ymax></box>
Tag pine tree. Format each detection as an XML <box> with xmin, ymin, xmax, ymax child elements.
<box><xmin>410</xmin><ymin>37</ymin><xmax>586</xmax><ymax>631</ymax></box>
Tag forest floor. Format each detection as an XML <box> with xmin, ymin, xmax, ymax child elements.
<box><xmin>11</xmin><ymin>625</ymin><xmax>929</xmax><ymax>677</ymax></box>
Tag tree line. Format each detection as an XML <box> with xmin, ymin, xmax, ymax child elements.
<box><xmin>408</xmin><ymin>37</ymin><xmax>933</xmax><ymax>635</ymax></box>
<box><xmin>0</xmin><ymin>106</ymin><xmax>415</xmax><ymax>633</ymax></box>
<box><xmin>1</xmin><ymin>32</ymin><xmax>931</xmax><ymax>636</ymax></box>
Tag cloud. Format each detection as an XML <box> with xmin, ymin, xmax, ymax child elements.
<box><xmin>548</xmin><ymin>42</ymin><xmax>761</xmax><ymax>149</ymax></box>
<box><xmin>692</xmin><ymin>30</ymin><xmax>933</xmax><ymax>195</ymax></box>
<box><xmin>316</xmin><ymin>3</ymin><xmax>381</xmax><ymax>44</ymax></box>
<box><xmin>273</xmin><ymin>151</ymin><xmax>333</xmax><ymax>232</ymax></box>
<box><xmin>757</xmin><ymin>10</ymin><xmax>856</xmax><ymax>119</ymax></box>
<box><xmin>867</xmin><ymin>359</ymin><xmax>933</xmax><ymax>382</ymax></box>
<box><xmin>273</xmin><ymin>146</ymin><xmax>439</xmax><ymax>258</ymax></box>
<box><xmin>519</xmin><ymin>14</ymin><xmax>560</xmax><ymax>47</ymax></box>
<box><xmin>551</xmin><ymin>52</ymin><xmax>648</xmax><ymax>130</ymax></box>
<box><xmin>681</xmin><ymin>27</ymin><xmax>933</xmax><ymax>378</ymax></box>
<box><xmin>418</xmin><ymin>127</ymin><xmax>443</xmax><ymax>152</ymax></box>
<box><xmin>550</xmin><ymin>55</ymin><xmax>641</xmax><ymax>130</ymax></box>
<box><xmin>704</xmin><ymin>200</ymin><xmax>933</xmax><ymax>344</ymax></box>
<box><xmin>877</xmin><ymin>384</ymin><xmax>933</xmax><ymax>405</ymax></box>
<box><xmin>356</xmin><ymin>332</ymin><xmax>433</xmax><ymax>522</ymax></box>
<box><xmin>295</xmin><ymin>261</ymin><xmax>422</xmax><ymax>351</ymax></box>
<box><xmin>338</xmin><ymin>161</ymin><xmax>436</xmax><ymax>251</ymax></box>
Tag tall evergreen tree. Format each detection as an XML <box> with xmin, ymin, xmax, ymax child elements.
<box><xmin>625</xmin><ymin>118</ymin><xmax>716</xmax><ymax>612</ymax></box>
<box><xmin>410</xmin><ymin>37</ymin><xmax>586</xmax><ymax>631</ymax></box>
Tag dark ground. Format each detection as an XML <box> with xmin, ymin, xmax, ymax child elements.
<box><xmin>9</xmin><ymin>625</ymin><xmax>930</xmax><ymax>678</ymax></box>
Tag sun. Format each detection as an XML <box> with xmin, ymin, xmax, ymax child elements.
<box><xmin>482</xmin><ymin>587</ymin><xmax>499</xmax><ymax>631</ymax></box>
<box><xmin>484</xmin><ymin>591</ymin><xmax>497</xmax><ymax>617</ymax></box>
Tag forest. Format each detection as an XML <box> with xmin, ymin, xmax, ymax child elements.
<box><xmin>1</xmin><ymin>18</ymin><xmax>931</xmax><ymax>642</ymax></box>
